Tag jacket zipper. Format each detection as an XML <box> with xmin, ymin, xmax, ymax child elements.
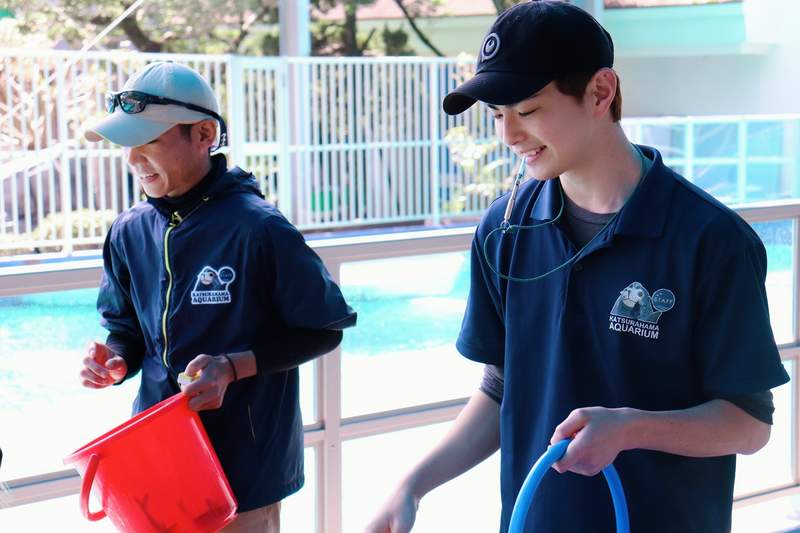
<box><xmin>247</xmin><ymin>403</ymin><xmax>256</xmax><ymax>441</ymax></box>
<box><xmin>161</xmin><ymin>211</ymin><xmax>183</xmax><ymax>369</ymax></box>
<box><xmin>160</xmin><ymin>198</ymin><xmax>212</xmax><ymax>371</ymax></box>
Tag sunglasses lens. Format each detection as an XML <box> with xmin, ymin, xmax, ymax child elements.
<box><xmin>104</xmin><ymin>93</ymin><xmax>116</xmax><ymax>113</ymax></box>
<box><xmin>119</xmin><ymin>92</ymin><xmax>145</xmax><ymax>114</ymax></box>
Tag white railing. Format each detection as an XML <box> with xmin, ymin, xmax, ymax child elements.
<box><xmin>0</xmin><ymin>198</ymin><xmax>799</xmax><ymax>531</ymax></box>
<box><xmin>0</xmin><ymin>50</ymin><xmax>512</xmax><ymax>258</ymax></box>
<box><xmin>2</xmin><ymin>49</ymin><xmax>800</xmax><ymax>258</ymax></box>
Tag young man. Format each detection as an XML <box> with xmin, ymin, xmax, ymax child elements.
<box><xmin>366</xmin><ymin>2</ymin><xmax>788</xmax><ymax>532</ymax></box>
<box><xmin>79</xmin><ymin>61</ymin><xmax>356</xmax><ymax>532</ymax></box>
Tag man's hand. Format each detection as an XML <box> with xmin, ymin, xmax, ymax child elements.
<box><xmin>549</xmin><ymin>406</ymin><xmax>635</xmax><ymax>476</ymax></box>
<box><xmin>80</xmin><ymin>341</ymin><xmax>128</xmax><ymax>388</ymax></box>
<box><xmin>180</xmin><ymin>354</ymin><xmax>236</xmax><ymax>411</ymax></box>
<box><xmin>364</xmin><ymin>484</ymin><xmax>419</xmax><ymax>533</ymax></box>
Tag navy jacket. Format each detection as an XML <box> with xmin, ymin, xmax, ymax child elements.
<box><xmin>98</xmin><ymin>156</ymin><xmax>356</xmax><ymax>510</ymax></box>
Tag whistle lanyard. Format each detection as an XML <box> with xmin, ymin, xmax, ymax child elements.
<box><xmin>482</xmin><ymin>146</ymin><xmax>647</xmax><ymax>283</ymax></box>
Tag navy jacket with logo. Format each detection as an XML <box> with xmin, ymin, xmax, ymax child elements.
<box><xmin>458</xmin><ymin>145</ymin><xmax>789</xmax><ymax>533</ymax></box>
<box><xmin>97</xmin><ymin>156</ymin><xmax>356</xmax><ymax>510</ymax></box>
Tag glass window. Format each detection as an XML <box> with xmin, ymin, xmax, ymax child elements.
<box><xmin>342</xmin><ymin>422</ymin><xmax>501</xmax><ymax>533</ymax></box>
<box><xmin>747</xmin><ymin>121</ymin><xmax>784</xmax><ymax>158</ymax></box>
<box><xmin>339</xmin><ymin>252</ymin><xmax>483</xmax><ymax>418</ymax></box>
<box><xmin>693</xmin><ymin>164</ymin><xmax>738</xmax><ymax>203</ymax></box>
<box><xmin>625</xmin><ymin>116</ymin><xmax>800</xmax><ymax>206</ymax></box>
<box><xmin>732</xmin><ymin>488</ymin><xmax>800</xmax><ymax>532</ymax></box>
<box><xmin>0</xmin><ymin>492</ymin><xmax>117</xmax><ymax>532</ymax></box>
<box><xmin>668</xmin><ymin>165</ymin><xmax>686</xmax><ymax>178</ymax></box>
<box><xmin>750</xmin><ymin>220</ymin><xmax>794</xmax><ymax>345</ymax></box>
<box><xmin>281</xmin><ymin>447</ymin><xmax>317</xmax><ymax>533</ymax></box>
<box><xmin>640</xmin><ymin>124</ymin><xmax>686</xmax><ymax>159</ymax></box>
<box><xmin>300</xmin><ymin>362</ymin><xmax>316</xmax><ymax>423</ymax></box>
<box><xmin>605</xmin><ymin>0</ymin><xmax>741</xmax><ymax>7</ymax></box>
<box><xmin>745</xmin><ymin>163</ymin><xmax>784</xmax><ymax>202</ymax></box>
<box><xmin>0</xmin><ymin>288</ymin><xmax>137</xmax><ymax>480</ymax></box>
<box><xmin>695</xmin><ymin>123</ymin><xmax>739</xmax><ymax>159</ymax></box>
<box><xmin>734</xmin><ymin>361</ymin><xmax>793</xmax><ymax>497</ymax></box>
<box><xmin>0</xmin><ymin>447</ymin><xmax>316</xmax><ymax>532</ymax></box>
<box><xmin>0</xmin><ymin>288</ymin><xmax>315</xmax><ymax>481</ymax></box>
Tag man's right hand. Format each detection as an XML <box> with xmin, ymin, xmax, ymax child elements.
<box><xmin>80</xmin><ymin>341</ymin><xmax>127</xmax><ymax>388</ymax></box>
<box><xmin>364</xmin><ymin>485</ymin><xmax>418</xmax><ymax>533</ymax></box>
<box><xmin>364</xmin><ymin>390</ymin><xmax>501</xmax><ymax>533</ymax></box>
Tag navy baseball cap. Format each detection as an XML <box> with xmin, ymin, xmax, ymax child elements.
<box><xmin>443</xmin><ymin>0</ymin><xmax>614</xmax><ymax>115</ymax></box>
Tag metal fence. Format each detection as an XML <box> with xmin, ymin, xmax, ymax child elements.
<box><xmin>0</xmin><ymin>50</ymin><xmax>515</xmax><ymax>257</ymax></box>
<box><xmin>2</xmin><ymin>49</ymin><xmax>800</xmax><ymax>258</ymax></box>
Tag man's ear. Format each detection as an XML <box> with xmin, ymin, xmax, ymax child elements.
<box><xmin>587</xmin><ymin>68</ymin><xmax>617</xmax><ymax>119</ymax></box>
<box><xmin>194</xmin><ymin>119</ymin><xmax>218</xmax><ymax>150</ymax></box>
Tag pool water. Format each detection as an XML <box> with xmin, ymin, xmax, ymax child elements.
<box><xmin>0</xmin><ymin>251</ymin><xmax>474</xmax><ymax>481</ymax></box>
<box><xmin>0</xmin><ymin>225</ymin><xmax>792</xmax><ymax>481</ymax></box>
<box><xmin>0</xmin><ymin>233</ymin><xmax>790</xmax><ymax>356</ymax></box>
<box><xmin>0</xmin><ymin>256</ymin><xmax>472</xmax><ymax>360</ymax></box>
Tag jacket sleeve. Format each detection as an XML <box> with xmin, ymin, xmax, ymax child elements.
<box><xmin>97</xmin><ymin>223</ymin><xmax>146</xmax><ymax>383</ymax></box>
<box><xmin>262</xmin><ymin>213</ymin><xmax>356</xmax><ymax>330</ymax></box>
<box><xmin>249</xmin><ymin>213</ymin><xmax>356</xmax><ymax>371</ymax></box>
<box><xmin>252</xmin><ymin>327</ymin><xmax>343</xmax><ymax>375</ymax></box>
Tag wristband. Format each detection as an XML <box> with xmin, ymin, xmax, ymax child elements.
<box><xmin>222</xmin><ymin>353</ymin><xmax>238</xmax><ymax>382</ymax></box>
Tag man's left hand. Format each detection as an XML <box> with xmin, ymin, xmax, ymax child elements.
<box><xmin>180</xmin><ymin>354</ymin><xmax>236</xmax><ymax>411</ymax></box>
<box><xmin>549</xmin><ymin>406</ymin><xmax>636</xmax><ymax>476</ymax></box>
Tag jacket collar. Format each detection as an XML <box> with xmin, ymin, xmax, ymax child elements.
<box><xmin>147</xmin><ymin>154</ymin><xmax>262</xmax><ymax>219</ymax></box>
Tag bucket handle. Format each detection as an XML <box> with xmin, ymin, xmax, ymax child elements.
<box><xmin>80</xmin><ymin>454</ymin><xmax>106</xmax><ymax>522</ymax></box>
<box><xmin>508</xmin><ymin>439</ymin><xmax>630</xmax><ymax>533</ymax></box>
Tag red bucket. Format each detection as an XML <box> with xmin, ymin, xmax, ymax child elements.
<box><xmin>64</xmin><ymin>393</ymin><xmax>237</xmax><ymax>532</ymax></box>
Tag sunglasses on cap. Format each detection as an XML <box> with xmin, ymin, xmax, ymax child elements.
<box><xmin>105</xmin><ymin>90</ymin><xmax>228</xmax><ymax>148</ymax></box>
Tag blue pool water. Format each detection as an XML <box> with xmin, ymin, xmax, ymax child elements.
<box><xmin>0</xmin><ymin>259</ymin><xmax>472</xmax><ymax>358</ymax></box>
<box><xmin>0</xmin><ymin>228</ymin><xmax>792</xmax><ymax>481</ymax></box>
<box><xmin>0</xmin><ymin>233</ymin><xmax>791</xmax><ymax>357</ymax></box>
<box><xmin>0</xmin><ymin>251</ymin><xmax>472</xmax><ymax>424</ymax></box>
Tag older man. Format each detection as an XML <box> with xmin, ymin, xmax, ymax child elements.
<box><xmin>79</xmin><ymin>61</ymin><xmax>356</xmax><ymax>532</ymax></box>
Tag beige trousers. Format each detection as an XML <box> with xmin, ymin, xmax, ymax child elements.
<box><xmin>219</xmin><ymin>501</ymin><xmax>281</xmax><ymax>533</ymax></box>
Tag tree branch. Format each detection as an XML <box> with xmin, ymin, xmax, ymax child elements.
<box><xmin>391</xmin><ymin>0</ymin><xmax>444</xmax><ymax>57</ymax></box>
<box><xmin>118</xmin><ymin>15</ymin><xmax>163</xmax><ymax>52</ymax></box>
<box><xmin>492</xmin><ymin>0</ymin><xmax>514</xmax><ymax>15</ymax></box>
<box><xmin>230</xmin><ymin>1</ymin><xmax>275</xmax><ymax>53</ymax></box>
<box><xmin>342</xmin><ymin>0</ymin><xmax>360</xmax><ymax>55</ymax></box>
<box><xmin>90</xmin><ymin>4</ymin><xmax>163</xmax><ymax>52</ymax></box>
<box><xmin>359</xmin><ymin>27</ymin><xmax>377</xmax><ymax>53</ymax></box>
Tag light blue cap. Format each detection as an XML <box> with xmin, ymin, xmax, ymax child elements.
<box><xmin>84</xmin><ymin>61</ymin><xmax>221</xmax><ymax>147</ymax></box>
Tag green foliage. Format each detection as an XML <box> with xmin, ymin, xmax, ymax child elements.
<box><xmin>259</xmin><ymin>30</ymin><xmax>280</xmax><ymax>56</ymax></box>
<box><xmin>4</xmin><ymin>0</ymin><xmax>441</xmax><ymax>57</ymax></box>
<box><xmin>443</xmin><ymin>126</ymin><xmax>512</xmax><ymax>214</ymax></box>
<box><xmin>4</xmin><ymin>0</ymin><xmax>280</xmax><ymax>53</ymax></box>
<box><xmin>310</xmin><ymin>18</ymin><xmax>379</xmax><ymax>56</ymax></box>
<box><xmin>381</xmin><ymin>25</ymin><xmax>414</xmax><ymax>56</ymax></box>
<box><xmin>313</xmin><ymin>0</ymin><xmax>376</xmax><ymax>12</ymax></box>
<box><xmin>491</xmin><ymin>0</ymin><xmax>525</xmax><ymax>14</ymax></box>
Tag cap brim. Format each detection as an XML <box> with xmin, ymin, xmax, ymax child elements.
<box><xmin>83</xmin><ymin>102</ymin><xmax>214</xmax><ymax>147</ymax></box>
<box><xmin>442</xmin><ymin>71</ymin><xmax>551</xmax><ymax>115</ymax></box>
<box><xmin>84</xmin><ymin>112</ymin><xmax>175</xmax><ymax>147</ymax></box>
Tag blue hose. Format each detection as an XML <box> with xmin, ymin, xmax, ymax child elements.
<box><xmin>508</xmin><ymin>439</ymin><xmax>630</xmax><ymax>533</ymax></box>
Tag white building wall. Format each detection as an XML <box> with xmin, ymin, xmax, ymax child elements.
<box><xmin>618</xmin><ymin>0</ymin><xmax>798</xmax><ymax>117</ymax></box>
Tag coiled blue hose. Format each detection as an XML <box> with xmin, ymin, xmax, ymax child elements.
<box><xmin>508</xmin><ymin>439</ymin><xmax>630</xmax><ymax>533</ymax></box>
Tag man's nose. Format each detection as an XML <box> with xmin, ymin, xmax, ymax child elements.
<box><xmin>125</xmin><ymin>146</ymin><xmax>143</xmax><ymax>166</ymax></box>
<box><xmin>501</xmin><ymin>114</ymin><xmax>526</xmax><ymax>149</ymax></box>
